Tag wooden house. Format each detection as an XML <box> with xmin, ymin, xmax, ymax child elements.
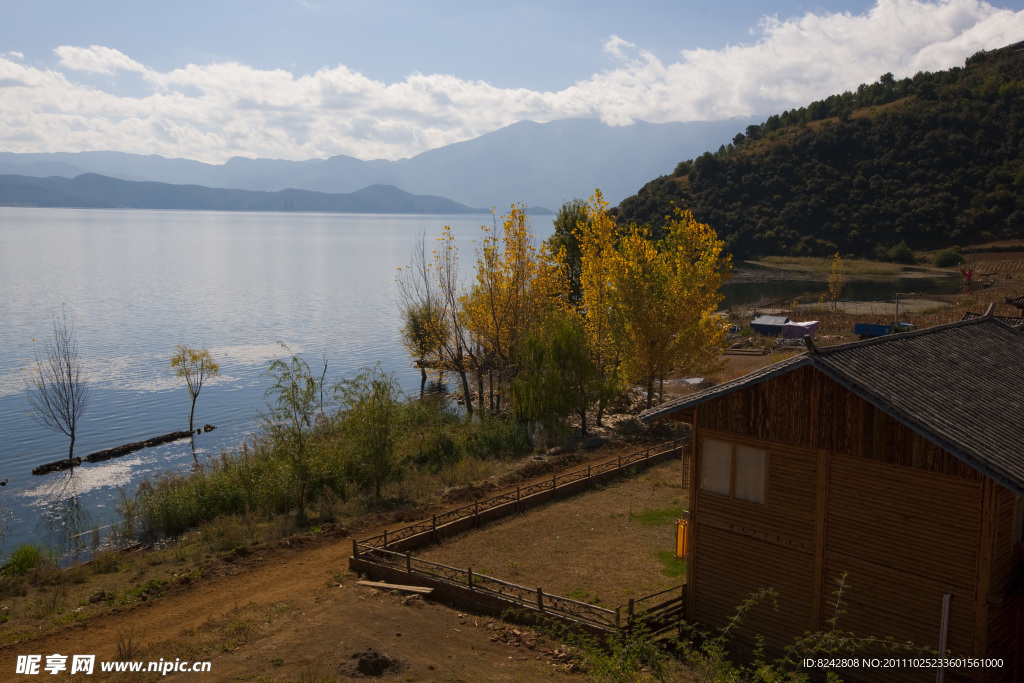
<box><xmin>640</xmin><ymin>310</ymin><xmax>1024</xmax><ymax>682</ymax></box>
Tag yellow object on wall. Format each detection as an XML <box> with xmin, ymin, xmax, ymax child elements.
<box><xmin>676</xmin><ymin>518</ymin><xmax>688</xmax><ymax>558</ymax></box>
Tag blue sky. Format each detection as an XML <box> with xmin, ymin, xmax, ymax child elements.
<box><xmin>1</xmin><ymin>1</ymin><xmax>1023</xmax><ymax>162</ymax></box>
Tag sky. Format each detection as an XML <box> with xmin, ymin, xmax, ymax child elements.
<box><xmin>1</xmin><ymin>0</ymin><xmax>1023</xmax><ymax>163</ymax></box>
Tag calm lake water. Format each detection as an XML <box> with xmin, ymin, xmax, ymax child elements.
<box><xmin>0</xmin><ymin>208</ymin><xmax>961</xmax><ymax>557</ymax></box>
<box><xmin>0</xmin><ymin>208</ymin><xmax>522</xmax><ymax>556</ymax></box>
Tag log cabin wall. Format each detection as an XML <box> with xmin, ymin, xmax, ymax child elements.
<box><xmin>984</xmin><ymin>484</ymin><xmax>1022</xmax><ymax>681</ymax></box>
<box><xmin>689</xmin><ymin>366</ymin><xmax>1014</xmax><ymax>682</ymax></box>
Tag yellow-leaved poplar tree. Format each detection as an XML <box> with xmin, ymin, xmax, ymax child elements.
<box><xmin>611</xmin><ymin>209</ymin><xmax>731</xmax><ymax>408</ymax></box>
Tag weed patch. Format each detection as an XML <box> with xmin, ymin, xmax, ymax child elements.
<box><xmin>630</xmin><ymin>506</ymin><xmax>685</xmax><ymax>527</ymax></box>
<box><xmin>656</xmin><ymin>551</ymin><xmax>685</xmax><ymax>579</ymax></box>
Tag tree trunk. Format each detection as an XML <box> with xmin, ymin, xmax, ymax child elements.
<box><xmin>659</xmin><ymin>377</ymin><xmax>664</xmax><ymax>405</ymax></box>
<box><xmin>68</xmin><ymin>433</ymin><xmax>76</xmax><ymax>465</ymax></box>
<box><xmin>579</xmin><ymin>408</ymin><xmax>588</xmax><ymax>438</ymax></box>
<box><xmin>419</xmin><ymin>367</ymin><xmax>427</xmax><ymax>399</ymax></box>
<box><xmin>476</xmin><ymin>371</ymin><xmax>486</xmax><ymax>416</ymax></box>
<box><xmin>189</xmin><ymin>396</ymin><xmax>197</xmax><ymax>432</ymax></box>
<box><xmin>646</xmin><ymin>375</ymin><xmax>654</xmax><ymax>410</ymax></box>
<box><xmin>459</xmin><ymin>370</ymin><xmax>474</xmax><ymax>415</ymax></box>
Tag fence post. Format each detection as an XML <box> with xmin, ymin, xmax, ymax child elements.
<box><xmin>552</xmin><ymin>473</ymin><xmax>557</xmax><ymax>500</ymax></box>
<box><xmin>628</xmin><ymin>598</ymin><xmax>635</xmax><ymax>627</ymax></box>
<box><xmin>352</xmin><ymin>539</ymin><xmax>359</xmax><ymax>559</ymax></box>
<box><xmin>615</xmin><ymin>606</ymin><xmax>621</xmax><ymax>629</ymax></box>
<box><xmin>537</xmin><ymin>587</ymin><xmax>544</xmax><ymax>612</ymax></box>
<box><xmin>646</xmin><ymin>446</ymin><xmax>650</xmax><ymax>465</ymax></box>
<box><xmin>406</xmin><ymin>552</ymin><xmax>411</xmax><ymax>574</ymax></box>
<box><xmin>516</xmin><ymin>485</ymin><xmax>521</xmax><ymax>512</ymax></box>
<box><xmin>432</xmin><ymin>514</ymin><xmax>437</xmax><ymax>541</ymax></box>
<box><xmin>474</xmin><ymin>500</ymin><xmax>479</xmax><ymax>527</ymax></box>
<box><xmin>383</xmin><ymin>529</ymin><xmax>388</xmax><ymax>547</ymax></box>
<box><xmin>618</xmin><ymin>454</ymin><xmax>622</xmax><ymax>470</ymax></box>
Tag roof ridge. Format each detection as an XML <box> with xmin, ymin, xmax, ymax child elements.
<box><xmin>815</xmin><ymin>313</ymin><xmax>1006</xmax><ymax>355</ymax></box>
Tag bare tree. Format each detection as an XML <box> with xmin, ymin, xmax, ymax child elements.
<box><xmin>26</xmin><ymin>309</ymin><xmax>89</xmax><ymax>465</ymax></box>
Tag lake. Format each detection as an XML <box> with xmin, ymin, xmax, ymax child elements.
<box><xmin>0</xmin><ymin>208</ymin><xmax>961</xmax><ymax>557</ymax></box>
<box><xmin>0</xmin><ymin>208</ymin><xmax>521</xmax><ymax>555</ymax></box>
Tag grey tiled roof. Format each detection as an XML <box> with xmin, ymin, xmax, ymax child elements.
<box><xmin>960</xmin><ymin>311</ymin><xmax>1024</xmax><ymax>327</ymax></box>
<box><xmin>641</xmin><ymin>315</ymin><xmax>1024</xmax><ymax>493</ymax></box>
<box><xmin>1005</xmin><ymin>294</ymin><xmax>1024</xmax><ymax>308</ymax></box>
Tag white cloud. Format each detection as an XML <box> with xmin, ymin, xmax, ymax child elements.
<box><xmin>54</xmin><ymin>45</ymin><xmax>148</xmax><ymax>75</ymax></box>
<box><xmin>6</xmin><ymin>51</ymin><xmax>23</xmax><ymax>59</ymax></box>
<box><xmin>0</xmin><ymin>1</ymin><xmax>1021</xmax><ymax>162</ymax></box>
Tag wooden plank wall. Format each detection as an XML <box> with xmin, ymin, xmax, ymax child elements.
<box><xmin>697</xmin><ymin>366</ymin><xmax>983</xmax><ymax>482</ymax></box>
<box><xmin>984</xmin><ymin>484</ymin><xmax>1021</xmax><ymax>681</ymax></box>
<box><xmin>691</xmin><ymin>435</ymin><xmax>817</xmax><ymax>648</ymax></box>
<box><xmin>825</xmin><ymin>453</ymin><xmax>981</xmax><ymax>657</ymax></box>
<box><xmin>686</xmin><ymin>366</ymin><xmax>1021</xmax><ymax>681</ymax></box>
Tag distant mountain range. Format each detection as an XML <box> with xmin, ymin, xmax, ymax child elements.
<box><xmin>0</xmin><ymin>117</ymin><xmax>758</xmax><ymax>213</ymax></box>
<box><xmin>0</xmin><ymin>174</ymin><xmax>484</xmax><ymax>214</ymax></box>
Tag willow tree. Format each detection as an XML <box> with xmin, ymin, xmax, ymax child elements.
<box><xmin>262</xmin><ymin>349</ymin><xmax>322</xmax><ymax>521</ymax></box>
<box><xmin>611</xmin><ymin>209</ymin><xmax>731</xmax><ymax>409</ymax></box>
<box><xmin>337</xmin><ymin>365</ymin><xmax>403</xmax><ymax>499</ymax></box>
<box><xmin>170</xmin><ymin>345</ymin><xmax>220</xmax><ymax>433</ymax></box>
<box><xmin>512</xmin><ymin>310</ymin><xmax>610</xmax><ymax>439</ymax></box>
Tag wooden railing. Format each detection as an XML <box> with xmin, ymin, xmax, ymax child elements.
<box><xmin>349</xmin><ymin>438</ymin><xmax>691</xmax><ymax>636</ymax></box>
<box><xmin>357</xmin><ymin>438</ymin><xmax>691</xmax><ymax>552</ymax></box>
<box><xmin>353</xmin><ymin>545</ymin><xmax>619</xmax><ymax>632</ymax></box>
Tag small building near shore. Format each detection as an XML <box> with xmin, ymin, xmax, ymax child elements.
<box><xmin>640</xmin><ymin>308</ymin><xmax>1024</xmax><ymax>682</ymax></box>
<box><xmin>749</xmin><ymin>315</ymin><xmax>790</xmax><ymax>336</ymax></box>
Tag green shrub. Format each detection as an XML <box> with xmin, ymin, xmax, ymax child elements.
<box><xmin>3</xmin><ymin>544</ymin><xmax>47</xmax><ymax>576</ymax></box>
<box><xmin>933</xmin><ymin>246</ymin><xmax>964</xmax><ymax>267</ymax></box>
<box><xmin>878</xmin><ymin>241</ymin><xmax>916</xmax><ymax>264</ymax></box>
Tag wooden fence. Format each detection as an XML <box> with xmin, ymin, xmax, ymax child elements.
<box><xmin>356</xmin><ymin>438</ymin><xmax>690</xmax><ymax>553</ymax></box>
<box><xmin>350</xmin><ymin>438</ymin><xmax>691</xmax><ymax>636</ymax></box>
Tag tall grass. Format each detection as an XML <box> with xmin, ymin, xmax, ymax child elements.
<box><xmin>129</xmin><ymin>397</ymin><xmax>532</xmax><ymax>540</ymax></box>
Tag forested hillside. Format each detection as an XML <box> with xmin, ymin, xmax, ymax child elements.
<box><xmin>615</xmin><ymin>42</ymin><xmax>1024</xmax><ymax>258</ymax></box>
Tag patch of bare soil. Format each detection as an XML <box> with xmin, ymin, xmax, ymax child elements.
<box><xmin>339</xmin><ymin>647</ymin><xmax>408</xmax><ymax>678</ymax></box>
<box><xmin>417</xmin><ymin>459</ymin><xmax>687</xmax><ymax>609</ymax></box>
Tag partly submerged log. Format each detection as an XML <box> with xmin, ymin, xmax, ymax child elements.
<box><xmin>84</xmin><ymin>430</ymin><xmax>195</xmax><ymax>463</ymax></box>
<box><xmin>32</xmin><ymin>457</ymin><xmax>82</xmax><ymax>476</ymax></box>
<box><xmin>32</xmin><ymin>428</ymin><xmax>203</xmax><ymax>475</ymax></box>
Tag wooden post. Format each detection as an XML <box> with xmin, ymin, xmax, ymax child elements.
<box><xmin>618</xmin><ymin>454</ymin><xmax>622</xmax><ymax>470</ymax></box>
<box><xmin>383</xmin><ymin>529</ymin><xmax>388</xmax><ymax>547</ymax></box>
<box><xmin>552</xmin><ymin>474</ymin><xmax>557</xmax><ymax>499</ymax></box>
<box><xmin>587</xmin><ymin>464</ymin><xmax>591</xmax><ymax>487</ymax></box>
<box><xmin>615</xmin><ymin>606</ymin><xmax>621</xmax><ymax>628</ymax></box>
<box><xmin>537</xmin><ymin>587</ymin><xmax>544</xmax><ymax>612</ymax></box>
<box><xmin>431</xmin><ymin>514</ymin><xmax>437</xmax><ymax>541</ymax></box>
<box><xmin>516</xmin><ymin>485</ymin><xmax>521</xmax><ymax>512</ymax></box>
<box><xmin>628</xmin><ymin>598</ymin><xmax>635</xmax><ymax>625</ymax></box>
<box><xmin>406</xmin><ymin>552</ymin><xmax>411</xmax><ymax>573</ymax></box>
<box><xmin>474</xmin><ymin>500</ymin><xmax>479</xmax><ymax>527</ymax></box>
<box><xmin>352</xmin><ymin>538</ymin><xmax>359</xmax><ymax>559</ymax></box>
<box><xmin>468</xmin><ymin>567</ymin><xmax>473</xmax><ymax>590</ymax></box>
